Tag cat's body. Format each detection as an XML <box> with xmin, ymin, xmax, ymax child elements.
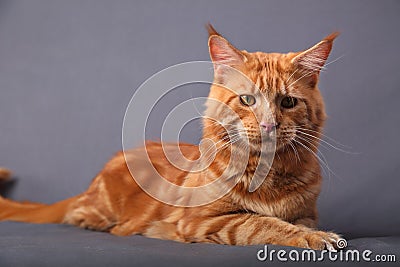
<box><xmin>0</xmin><ymin>26</ymin><xmax>341</xmax><ymax>250</ymax></box>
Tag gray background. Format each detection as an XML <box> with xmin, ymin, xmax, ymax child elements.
<box><xmin>0</xmin><ymin>0</ymin><xmax>399</xmax><ymax>240</ymax></box>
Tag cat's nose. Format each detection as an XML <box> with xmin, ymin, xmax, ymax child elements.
<box><xmin>260</xmin><ymin>122</ymin><xmax>279</xmax><ymax>133</ymax></box>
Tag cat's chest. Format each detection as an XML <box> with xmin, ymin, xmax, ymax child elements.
<box><xmin>234</xmin><ymin>171</ymin><xmax>317</xmax><ymax>221</ymax></box>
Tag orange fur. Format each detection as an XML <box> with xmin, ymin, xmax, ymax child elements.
<box><xmin>0</xmin><ymin>26</ymin><xmax>341</xmax><ymax>250</ymax></box>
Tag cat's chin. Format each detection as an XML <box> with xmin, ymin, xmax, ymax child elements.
<box><xmin>243</xmin><ymin>138</ymin><xmax>276</xmax><ymax>155</ymax></box>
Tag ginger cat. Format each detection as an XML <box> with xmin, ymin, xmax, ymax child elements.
<box><xmin>0</xmin><ymin>25</ymin><xmax>341</xmax><ymax>250</ymax></box>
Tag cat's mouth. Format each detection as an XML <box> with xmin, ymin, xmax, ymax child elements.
<box><xmin>275</xmin><ymin>130</ymin><xmax>298</xmax><ymax>152</ymax></box>
<box><xmin>233</xmin><ymin>131</ymin><xmax>277</xmax><ymax>152</ymax></box>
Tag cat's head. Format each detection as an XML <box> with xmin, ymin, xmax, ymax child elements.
<box><xmin>203</xmin><ymin>25</ymin><xmax>338</xmax><ymax>155</ymax></box>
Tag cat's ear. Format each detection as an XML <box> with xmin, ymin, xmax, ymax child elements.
<box><xmin>208</xmin><ymin>34</ymin><xmax>247</xmax><ymax>73</ymax></box>
<box><xmin>291</xmin><ymin>32</ymin><xmax>339</xmax><ymax>73</ymax></box>
<box><xmin>206</xmin><ymin>23</ymin><xmax>222</xmax><ymax>38</ymax></box>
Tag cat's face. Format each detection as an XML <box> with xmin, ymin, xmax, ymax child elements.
<box><xmin>203</xmin><ymin>31</ymin><xmax>337</xmax><ymax>154</ymax></box>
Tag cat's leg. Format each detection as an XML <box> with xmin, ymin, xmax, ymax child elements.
<box><xmin>181</xmin><ymin>213</ymin><xmax>340</xmax><ymax>250</ymax></box>
<box><xmin>64</xmin><ymin>203</ymin><xmax>116</xmax><ymax>231</ymax></box>
<box><xmin>109</xmin><ymin>207</ymin><xmax>186</xmax><ymax>240</ymax></box>
<box><xmin>109</xmin><ymin>222</ymin><xmax>137</xmax><ymax>236</ymax></box>
<box><xmin>110</xmin><ymin>220</ymin><xmax>185</xmax><ymax>242</ymax></box>
<box><xmin>293</xmin><ymin>217</ymin><xmax>318</xmax><ymax>228</ymax></box>
<box><xmin>63</xmin><ymin>176</ymin><xmax>117</xmax><ymax>231</ymax></box>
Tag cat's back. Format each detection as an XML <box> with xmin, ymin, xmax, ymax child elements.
<box><xmin>103</xmin><ymin>141</ymin><xmax>201</xmax><ymax>186</ymax></box>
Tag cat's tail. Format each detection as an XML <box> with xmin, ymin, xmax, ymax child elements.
<box><xmin>0</xmin><ymin>195</ymin><xmax>79</xmax><ymax>224</ymax></box>
<box><xmin>0</xmin><ymin>169</ymin><xmax>78</xmax><ymax>223</ymax></box>
<box><xmin>0</xmin><ymin>168</ymin><xmax>11</xmax><ymax>181</ymax></box>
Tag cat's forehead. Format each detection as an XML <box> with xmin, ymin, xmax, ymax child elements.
<box><xmin>243</xmin><ymin>52</ymin><xmax>291</xmax><ymax>95</ymax></box>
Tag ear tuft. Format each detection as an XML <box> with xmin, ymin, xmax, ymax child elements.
<box><xmin>323</xmin><ymin>31</ymin><xmax>340</xmax><ymax>43</ymax></box>
<box><xmin>206</xmin><ymin>23</ymin><xmax>222</xmax><ymax>38</ymax></box>
<box><xmin>292</xmin><ymin>32</ymin><xmax>339</xmax><ymax>72</ymax></box>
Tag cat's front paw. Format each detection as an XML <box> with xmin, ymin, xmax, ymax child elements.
<box><xmin>285</xmin><ymin>230</ymin><xmax>342</xmax><ymax>251</ymax></box>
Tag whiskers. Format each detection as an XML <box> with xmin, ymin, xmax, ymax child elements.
<box><xmin>199</xmin><ymin>128</ymin><xmax>248</xmax><ymax>165</ymax></box>
<box><xmin>292</xmin><ymin>135</ymin><xmax>336</xmax><ymax>179</ymax></box>
<box><xmin>278</xmin><ymin>136</ymin><xmax>301</xmax><ymax>165</ymax></box>
<box><xmin>293</xmin><ymin>126</ymin><xmax>357</xmax><ymax>154</ymax></box>
<box><xmin>279</xmin><ymin>125</ymin><xmax>356</xmax><ymax>180</ymax></box>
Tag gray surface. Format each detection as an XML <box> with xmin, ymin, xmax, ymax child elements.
<box><xmin>0</xmin><ymin>0</ymin><xmax>399</xmax><ymax>257</ymax></box>
<box><xmin>0</xmin><ymin>222</ymin><xmax>398</xmax><ymax>267</ymax></box>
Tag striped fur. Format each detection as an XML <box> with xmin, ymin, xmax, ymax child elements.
<box><xmin>0</xmin><ymin>26</ymin><xmax>341</xmax><ymax>250</ymax></box>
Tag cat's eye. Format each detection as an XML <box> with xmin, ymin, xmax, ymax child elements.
<box><xmin>239</xmin><ymin>95</ymin><xmax>256</xmax><ymax>106</ymax></box>
<box><xmin>281</xmin><ymin>96</ymin><xmax>298</xmax><ymax>109</ymax></box>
